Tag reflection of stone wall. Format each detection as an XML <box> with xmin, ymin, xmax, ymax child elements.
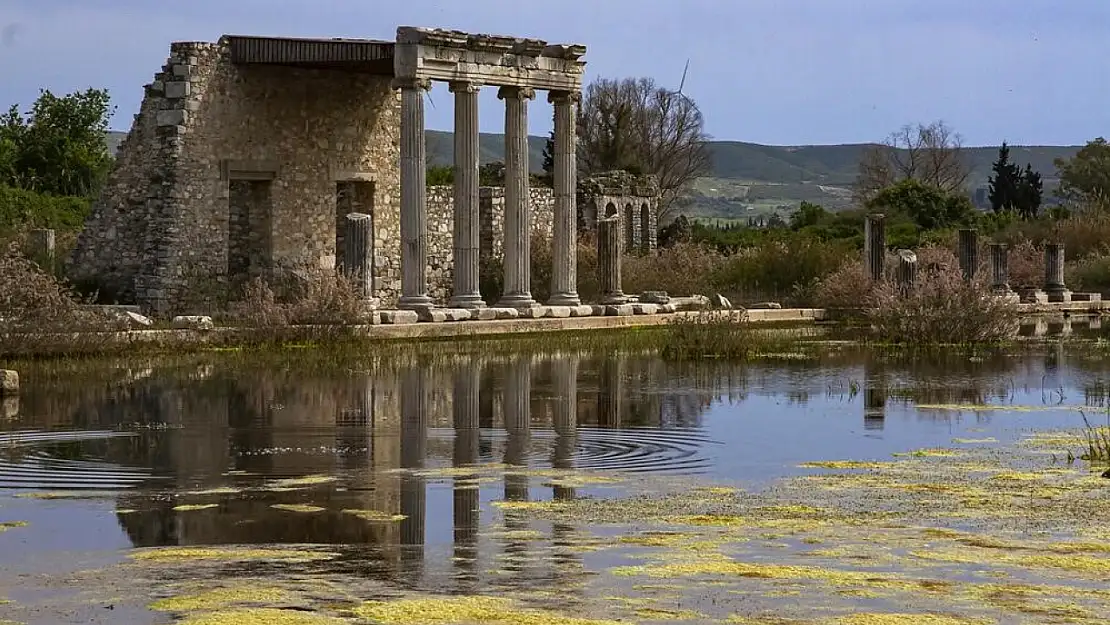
<box><xmin>69</xmin><ymin>39</ymin><xmax>400</xmax><ymax>313</ymax></box>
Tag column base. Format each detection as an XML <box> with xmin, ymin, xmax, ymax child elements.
<box><xmin>398</xmin><ymin>295</ymin><xmax>435</xmax><ymax>311</ymax></box>
<box><xmin>448</xmin><ymin>294</ymin><xmax>487</xmax><ymax>310</ymax></box>
<box><xmin>547</xmin><ymin>292</ymin><xmax>581</xmax><ymax>307</ymax></box>
<box><xmin>600</xmin><ymin>293</ymin><xmax>630</xmax><ymax>306</ymax></box>
<box><xmin>497</xmin><ymin>293</ymin><xmax>539</xmax><ymax>309</ymax></box>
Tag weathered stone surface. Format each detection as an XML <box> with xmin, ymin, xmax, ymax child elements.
<box><xmin>417</xmin><ymin>309</ymin><xmax>449</xmax><ymax>323</ymax></box>
<box><xmin>544</xmin><ymin>306</ymin><xmax>573</xmax><ymax>318</ymax></box>
<box><xmin>590</xmin><ymin>305</ymin><xmax>607</xmax><ymax>317</ymax></box>
<box><xmin>639</xmin><ymin>290</ymin><xmax>670</xmax><ymax>304</ymax></box>
<box><xmin>88</xmin><ymin>304</ymin><xmax>143</xmax><ymax>316</ymax></box>
<box><xmin>569</xmin><ymin>305</ymin><xmax>594</xmax><ymax>317</ymax></box>
<box><xmin>515</xmin><ymin>306</ymin><xmax>547</xmax><ymax>319</ymax></box>
<box><xmin>577</xmin><ymin>170</ymin><xmax>660</xmax><ymax>252</ymax></box>
<box><xmin>1072</xmin><ymin>292</ymin><xmax>1102</xmax><ymax>302</ymax></box>
<box><xmin>123</xmin><ymin>311</ymin><xmax>155</xmax><ymax>327</ymax></box>
<box><xmin>0</xmin><ymin>370</ymin><xmax>18</xmax><ymax>396</ymax></box>
<box><xmin>659</xmin><ymin>303</ymin><xmax>678</xmax><ymax>314</ymax></box>
<box><xmin>1019</xmin><ymin>288</ymin><xmax>1049</xmax><ymax>304</ymax></box>
<box><xmin>990</xmin><ymin>243</ymin><xmax>1012</xmax><ymax>294</ymax></box>
<box><xmin>672</xmin><ymin>295</ymin><xmax>711</xmax><ymax>310</ymax></box>
<box><xmin>172</xmin><ymin>315</ymin><xmax>214</xmax><ymax>330</ymax></box>
<box><xmin>749</xmin><ymin>302</ymin><xmax>783</xmax><ymax>310</ymax></box>
<box><xmin>605</xmin><ymin>304</ymin><xmax>635</xmax><ymax>316</ymax></box>
<box><xmin>597</xmin><ymin>215</ymin><xmax>627</xmax><ymax>304</ymax></box>
<box><xmin>437</xmin><ymin>308</ymin><xmax>472</xmax><ymax>321</ymax></box>
<box><xmin>1</xmin><ymin>397</ymin><xmax>16</xmax><ymax>420</ymax></box>
<box><xmin>380</xmin><ymin>310</ymin><xmax>419</xmax><ymax>325</ymax></box>
<box><xmin>156</xmin><ymin>109</ymin><xmax>188</xmax><ymax>127</ymax></box>
<box><xmin>631</xmin><ymin>303</ymin><xmax>660</xmax><ymax>315</ymax></box>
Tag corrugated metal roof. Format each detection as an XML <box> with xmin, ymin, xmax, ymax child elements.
<box><xmin>228</xmin><ymin>35</ymin><xmax>395</xmax><ymax>74</ymax></box>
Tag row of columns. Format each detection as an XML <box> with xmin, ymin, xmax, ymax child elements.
<box><xmin>394</xmin><ymin>77</ymin><xmax>581</xmax><ymax>311</ymax></box>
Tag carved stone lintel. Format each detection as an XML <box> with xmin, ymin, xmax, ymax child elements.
<box><xmin>391</xmin><ymin>76</ymin><xmax>432</xmax><ymax>92</ymax></box>
<box><xmin>497</xmin><ymin>86</ymin><xmax>536</xmax><ymax>101</ymax></box>
<box><xmin>547</xmin><ymin>90</ymin><xmax>581</xmax><ymax>105</ymax></box>
<box><xmin>448</xmin><ymin>81</ymin><xmax>480</xmax><ymax>95</ymax></box>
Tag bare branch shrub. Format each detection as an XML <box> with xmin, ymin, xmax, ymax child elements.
<box><xmin>227</xmin><ymin>264</ymin><xmax>368</xmax><ymax>327</ymax></box>
<box><xmin>623</xmin><ymin>242</ymin><xmax>719</xmax><ymax>297</ymax></box>
<box><xmin>0</xmin><ymin>241</ymin><xmax>105</xmax><ymax>333</ymax></box>
<box><xmin>855</xmin><ymin>121</ymin><xmax>971</xmax><ymax>204</ymax></box>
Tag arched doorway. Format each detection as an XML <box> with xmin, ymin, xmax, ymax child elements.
<box><xmin>624</xmin><ymin>204</ymin><xmax>635</xmax><ymax>250</ymax></box>
<box><xmin>640</xmin><ymin>203</ymin><xmax>651</xmax><ymax>251</ymax></box>
<box><xmin>604</xmin><ymin>202</ymin><xmax>618</xmax><ymax>218</ymax></box>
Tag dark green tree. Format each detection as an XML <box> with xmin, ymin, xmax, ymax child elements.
<box><xmin>988</xmin><ymin>142</ymin><xmax>1023</xmax><ymax>213</ymax></box>
<box><xmin>1055</xmin><ymin>137</ymin><xmax>1110</xmax><ymax>207</ymax></box>
<box><xmin>1018</xmin><ymin>164</ymin><xmax>1043</xmax><ymax>220</ymax></box>
<box><xmin>0</xmin><ymin>88</ymin><xmax>115</xmax><ymax>197</ymax></box>
<box><xmin>868</xmin><ymin>179</ymin><xmax>973</xmax><ymax>231</ymax></box>
<box><xmin>789</xmin><ymin>201</ymin><xmax>828</xmax><ymax>230</ymax></box>
<box><xmin>541</xmin><ymin>129</ymin><xmax>555</xmax><ymax>184</ymax></box>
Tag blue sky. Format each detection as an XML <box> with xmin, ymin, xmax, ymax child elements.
<box><xmin>1</xmin><ymin>0</ymin><xmax>1106</xmax><ymax>146</ymax></box>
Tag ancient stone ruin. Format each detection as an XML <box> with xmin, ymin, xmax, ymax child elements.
<box><xmin>69</xmin><ymin>27</ymin><xmax>611</xmax><ymax>315</ymax></box>
<box><xmin>578</xmin><ymin>170</ymin><xmax>661</xmax><ymax>253</ymax></box>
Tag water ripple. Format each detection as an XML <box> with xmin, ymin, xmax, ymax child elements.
<box><xmin>0</xmin><ymin>429</ymin><xmax>152</xmax><ymax>490</ymax></box>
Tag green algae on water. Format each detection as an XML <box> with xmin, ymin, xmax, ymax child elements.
<box><xmin>342</xmin><ymin>509</ymin><xmax>405</xmax><ymax>522</ymax></box>
<box><xmin>130</xmin><ymin>547</ymin><xmax>338</xmax><ymax>563</ymax></box>
<box><xmin>172</xmin><ymin>504</ymin><xmax>218</xmax><ymax>512</ymax></box>
<box><xmin>150</xmin><ymin>585</ymin><xmax>290</xmax><ymax>611</ymax></box>
<box><xmin>178</xmin><ymin>608</ymin><xmax>348</xmax><ymax>624</ymax></box>
<box><xmin>270</xmin><ymin>504</ymin><xmax>326</xmax><ymax>513</ymax></box>
<box><xmin>353</xmin><ymin>595</ymin><xmax>624</xmax><ymax>625</ymax></box>
<box><xmin>0</xmin><ymin>521</ymin><xmax>28</xmax><ymax>532</ymax></box>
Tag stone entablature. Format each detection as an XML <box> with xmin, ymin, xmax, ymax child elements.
<box><xmin>578</xmin><ymin>171</ymin><xmax>661</xmax><ymax>252</ymax></box>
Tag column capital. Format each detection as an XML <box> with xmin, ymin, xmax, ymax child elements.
<box><xmin>547</xmin><ymin>89</ymin><xmax>581</xmax><ymax>105</ymax></box>
<box><xmin>392</xmin><ymin>76</ymin><xmax>432</xmax><ymax>92</ymax></box>
<box><xmin>449</xmin><ymin>81</ymin><xmax>480</xmax><ymax>94</ymax></box>
<box><xmin>497</xmin><ymin>85</ymin><xmax>536</xmax><ymax>101</ymax></box>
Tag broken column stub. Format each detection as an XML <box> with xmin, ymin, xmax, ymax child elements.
<box><xmin>343</xmin><ymin>212</ymin><xmax>377</xmax><ymax>305</ymax></box>
<box><xmin>597</xmin><ymin>215</ymin><xmax>627</xmax><ymax>305</ymax></box>
<box><xmin>958</xmin><ymin>229</ymin><xmax>979</xmax><ymax>282</ymax></box>
<box><xmin>1044</xmin><ymin>243</ymin><xmax>1071</xmax><ymax>302</ymax></box>
<box><xmin>896</xmin><ymin>249</ymin><xmax>917</xmax><ymax>294</ymax></box>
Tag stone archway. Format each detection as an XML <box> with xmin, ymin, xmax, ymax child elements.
<box><xmin>640</xmin><ymin>203</ymin><xmax>651</xmax><ymax>251</ymax></box>
<box><xmin>624</xmin><ymin>204</ymin><xmax>635</xmax><ymax>250</ymax></box>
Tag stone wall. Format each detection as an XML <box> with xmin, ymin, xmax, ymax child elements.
<box><xmin>425</xmin><ymin>184</ymin><xmax>555</xmax><ymax>301</ymax></box>
<box><xmin>69</xmin><ymin>37</ymin><xmax>401</xmax><ymax>313</ymax></box>
<box><xmin>577</xmin><ymin>170</ymin><xmax>660</xmax><ymax>253</ymax></box>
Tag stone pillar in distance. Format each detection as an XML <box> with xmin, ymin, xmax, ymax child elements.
<box><xmin>448</xmin><ymin>81</ymin><xmax>485</xmax><ymax>309</ymax></box>
<box><xmin>1044</xmin><ymin>243</ymin><xmax>1070</xmax><ymax>302</ymax></box>
<box><xmin>896</xmin><ymin>249</ymin><xmax>917</xmax><ymax>294</ymax></box>
<box><xmin>497</xmin><ymin>86</ymin><xmax>538</xmax><ymax>309</ymax></box>
<box><xmin>864</xmin><ymin>214</ymin><xmax>886</xmax><ymax>282</ymax></box>
<box><xmin>343</xmin><ymin>212</ymin><xmax>376</xmax><ymax>304</ymax></box>
<box><xmin>597</xmin><ymin>215</ymin><xmax>627</xmax><ymax>305</ymax></box>
<box><xmin>29</xmin><ymin>228</ymin><xmax>55</xmax><ymax>272</ymax></box>
<box><xmin>395</xmin><ymin>77</ymin><xmax>434</xmax><ymax>311</ymax></box>
<box><xmin>989</xmin><ymin>243</ymin><xmax>1012</xmax><ymax>294</ymax></box>
<box><xmin>547</xmin><ymin>90</ymin><xmax>581</xmax><ymax>306</ymax></box>
<box><xmin>958</xmin><ymin>228</ymin><xmax>979</xmax><ymax>282</ymax></box>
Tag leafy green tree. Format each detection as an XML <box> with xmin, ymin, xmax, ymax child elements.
<box><xmin>988</xmin><ymin>142</ymin><xmax>1022</xmax><ymax>213</ymax></box>
<box><xmin>0</xmin><ymin>88</ymin><xmax>115</xmax><ymax>197</ymax></box>
<box><xmin>1055</xmin><ymin>137</ymin><xmax>1110</xmax><ymax>207</ymax></box>
<box><xmin>789</xmin><ymin>201</ymin><xmax>828</xmax><ymax>230</ymax></box>
<box><xmin>541</xmin><ymin>129</ymin><xmax>555</xmax><ymax>184</ymax></box>
<box><xmin>1019</xmin><ymin>164</ymin><xmax>1043</xmax><ymax>220</ymax></box>
<box><xmin>867</xmin><ymin>179</ymin><xmax>973</xmax><ymax>231</ymax></box>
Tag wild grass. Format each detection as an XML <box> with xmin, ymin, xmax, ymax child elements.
<box><xmin>1079</xmin><ymin>412</ymin><xmax>1110</xmax><ymax>465</ymax></box>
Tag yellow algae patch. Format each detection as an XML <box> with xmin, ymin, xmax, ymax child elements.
<box><xmin>726</xmin><ymin>617</ymin><xmax>811</xmax><ymax>625</ymax></box>
<box><xmin>633</xmin><ymin>607</ymin><xmax>704</xmax><ymax>620</ymax></box>
<box><xmin>179</xmin><ymin>608</ymin><xmax>348</xmax><ymax>625</ymax></box>
<box><xmin>619</xmin><ymin>532</ymin><xmax>700</xmax><ymax>547</ymax></box>
<box><xmin>130</xmin><ymin>547</ymin><xmax>337</xmax><ymax>563</ymax></box>
<box><xmin>756</xmin><ymin>505</ymin><xmax>826</xmax><ymax>516</ymax></box>
<box><xmin>341</xmin><ymin>509</ymin><xmax>406</xmax><ymax>522</ymax></box>
<box><xmin>667</xmin><ymin>514</ymin><xmax>747</xmax><ymax>528</ymax></box>
<box><xmin>491</xmin><ymin>500</ymin><xmax>568</xmax><ymax>512</ymax></box>
<box><xmin>831</xmin><ymin>615</ymin><xmax>991</xmax><ymax>625</ymax></box>
<box><xmin>692</xmin><ymin>486</ymin><xmax>742</xmax><ymax>496</ymax></box>
<box><xmin>952</xmin><ymin>438</ymin><xmax>998</xmax><ymax>444</ymax></box>
<box><xmin>799</xmin><ymin>460</ymin><xmax>890</xmax><ymax>470</ymax></box>
<box><xmin>352</xmin><ymin>595</ymin><xmax>624</xmax><ymax>625</ymax></box>
<box><xmin>893</xmin><ymin>448</ymin><xmax>958</xmax><ymax>458</ymax></box>
<box><xmin>271</xmin><ymin>504</ymin><xmax>325</xmax><ymax>513</ymax></box>
<box><xmin>0</xmin><ymin>521</ymin><xmax>28</xmax><ymax>532</ymax></box>
<box><xmin>542</xmin><ymin>475</ymin><xmax>624</xmax><ymax>488</ymax></box>
<box><xmin>115</xmin><ymin>509</ymin><xmax>137</xmax><ymax>515</ymax></box>
<box><xmin>915</xmin><ymin>403</ymin><xmax>1085</xmax><ymax>413</ymax></box>
<box><xmin>269</xmin><ymin>475</ymin><xmax>336</xmax><ymax>488</ymax></box>
<box><xmin>173</xmin><ymin>504</ymin><xmax>218</xmax><ymax>512</ymax></box>
<box><xmin>150</xmin><ymin>586</ymin><xmax>289</xmax><ymax>611</ymax></box>
<box><xmin>610</xmin><ymin>560</ymin><xmax>906</xmax><ymax>586</ymax></box>
<box><xmin>187</xmin><ymin>487</ymin><xmax>241</xmax><ymax>496</ymax></box>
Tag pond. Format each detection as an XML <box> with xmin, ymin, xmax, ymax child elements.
<box><xmin>2</xmin><ymin>323</ymin><xmax>1110</xmax><ymax>624</ymax></box>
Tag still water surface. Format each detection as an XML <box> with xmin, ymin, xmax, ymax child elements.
<box><xmin>2</xmin><ymin>322</ymin><xmax>1109</xmax><ymax>622</ymax></box>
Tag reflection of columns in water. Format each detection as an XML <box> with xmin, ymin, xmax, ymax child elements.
<box><xmin>551</xmin><ymin>356</ymin><xmax>579</xmax><ymax>502</ymax></box>
<box><xmin>863</xmin><ymin>360</ymin><xmax>886</xmax><ymax>430</ymax></box>
<box><xmin>503</xmin><ymin>357</ymin><xmax>532</xmax><ymax>502</ymax></box>
<box><xmin>597</xmin><ymin>357</ymin><xmax>623</xmax><ymax>428</ymax></box>
<box><xmin>452</xmin><ymin>361</ymin><xmax>481</xmax><ymax>581</ymax></box>
<box><xmin>399</xmin><ymin>367</ymin><xmax>428</xmax><ymax>575</ymax></box>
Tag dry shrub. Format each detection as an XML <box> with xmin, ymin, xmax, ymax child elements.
<box><xmin>1006</xmin><ymin>239</ymin><xmax>1042</xmax><ymax>289</ymax></box>
<box><xmin>228</xmin><ymin>264</ymin><xmax>368</xmax><ymax>327</ymax></box>
<box><xmin>867</xmin><ymin>266</ymin><xmax>1020</xmax><ymax>344</ymax></box>
<box><xmin>812</xmin><ymin>260</ymin><xmax>871</xmax><ymax>309</ymax></box>
<box><xmin>624</xmin><ymin>242</ymin><xmax>718</xmax><ymax>297</ymax></box>
<box><xmin>1051</xmin><ymin>212</ymin><xmax>1110</xmax><ymax>259</ymax></box>
<box><xmin>1068</xmin><ymin>254</ymin><xmax>1110</xmax><ymax>293</ymax></box>
<box><xmin>0</xmin><ymin>241</ymin><xmax>106</xmax><ymax>333</ymax></box>
<box><xmin>661</xmin><ymin>309</ymin><xmax>755</xmax><ymax>360</ymax></box>
<box><xmin>711</xmin><ymin>238</ymin><xmax>853</xmax><ymax>304</ymax></box>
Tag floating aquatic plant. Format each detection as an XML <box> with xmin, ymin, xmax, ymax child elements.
<box><xmin>341</xmin><ymin>509</ymin><xmax>405</xmax><ymax>522</ymax></box>
<box><xmin>270</xmin><ymin>504</ymin><xmax>325</xmax><ymax>513</ymax></box>
<box><xmin>130</xmin><ymin>547</ymin><xmax>337</xmax><ymax>563</ymax></box>
<box><xmin>0</xmin><ymin>521</ymin><xmax>28</xmax><ymax>532</ymax></box>
<box><xmin>353</xmin><ymin>595</ymin><xmax>624</xmax><ymax>625</ymax></box>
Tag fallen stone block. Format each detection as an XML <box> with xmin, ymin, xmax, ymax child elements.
<box><xmin>444</xmin><ymin>309</ymin><xmax>472</xmax><ymax>322</ymax></box>
<box><xmin>379</xmin><ymin>310</ymin><xmax>418</xmax><ymax>325</ymax></box>
<box><xmin>417</xmin><ymin>309</ymin><xmax>449</xmax><ymax>323</ymax></box>
<box><xmin>486</xmin><ymin>307</ymin><xmax>520</xmax><ymax>320</ymax></box>
<box><xmin>605</xmin><ymin>304</ymin><xmax>635</xmax><ymax>317</ymax></box>
<box><xmin>569</xmin><ymin>305</ymin><xmax>594</xmax><ymax>318</ymax></box>
<box><xmin>516</xmin><ymin>306</ymin><xmax>548</xmax><ymax>319</ymax></box>
<box><xmin>1072</xmin><ymin>292</ymin><xmax>1102</xmax><ymax>302</ymax></box>
<box><xmin>590</xmin><ymin>305</ymin><xmax>607</xmax><ymax>317</ymax></box>
<box><xmin>632</xmin><ymin>303</ymin><xmax>660</xmax><ymax>315</ymax></box>
<box><xmin>749</xmin><ymin>302</ymin><xmax>782</xmax><ymax>310</ymax></box>
<box><xmin>0</xmin><ymin>370</ymin><xmax>18</xmax><ymax>396</ymax></box>
<box><xmin>545</xmin><ymin>306</ymin><xmax>573</xmax><ymax>319</ymax></box>
<box><xmin>671</xmin><ymin>295</ymin><xmax>711</xmax><ymax>310</ymax></box>
<box><xmin>659</xmin><ymin>303</ymin><xmax>678</xmax><ymax>314</ymax></box>
<box><xmin>639</xmin><ymin>290</ymin><xmax>671</xmax><ymax>304</ymax></box>
<box><xmin>123</xmin><ymin>311</ymin><xmax>154</xmax><ymax>327</ymax></box>
<box><xmin>171</xmin><ymin>315</ymin><xmax>214</xmax><ymax>331</ymax></box>
<box><xmin>472</xmin><ymin>308</ymin><xmax>498</xmax><ymax>321</ymax></box>
<box><xmin>1</xmin><ymin>397</ymin><xmax>16</xmax><ymax>420</ymax></box>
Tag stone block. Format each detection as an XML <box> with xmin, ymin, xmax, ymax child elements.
<box><xmin>0</xmin><ymin>370</ymin><xmax>18</xmax><ymax>396</ymax></box>
<box><xmin>123</xmin><ymin>311</ymin><xmax>154</xmax><ymax>327</ymax></box>
<box><xmin>1072</xmin><ymin>292</ymin><xmax>1102</xmax><ymax>302</ymax></box>
<box><xmin>472</xmin><ymin>308</ymin><xmax>499</xmax><ymax>321</ymax></box>
<box><xmin>569</xmin><ymin>305</ymin><xmax>594</xmax><ymax>317</ymax></box>
<box><xmin>639</xmin><ymin>290</ymin><xmax>671</xmax><ymax>304</ymax></box>
<box><xmin>443</xmin><ymin>309</ymin><xmax>472</xmax><ymax>322</ymax></box>
<box><xmin>749</xmin><ymin>302</ymin><xmax>783</xmax><ymax>310</ymax></box>
<box><xmin>590</xmin><ymin>305</ymin><xmax>607</xmax><ymax>317</ymax></box>
<box><xmin>164</xmin><ymin>81</ymin><xmax>191</xmax><ymax>99</ymax></box>
<box><xmin>545</xmin><ymin>306</ymin><xmax>573</xmax><ymax>318</ymax></box>
<box><xmin>659</xmin><ymin>303</ymin><xmax>678</xmax><ymax>314</ymax></box>
<box><xmin>1047</xmin><ymin>290</ymin><xmax>1073</xmax><ymax>304</ymax></box>
<box><xmin>156</xmin><ymin>109</ymin><xmax>188</xmax><ymax>127</ymax></box>
<box><xmin>605</xmin><ymin>304</ymin><xmax>635</xmax><ymax>317</ymax></box>
<box><xmin>380</xmin><ymin>310</ymin><xmax>419</xmax><ymax>325</ymax></box>
<box><xmin>417</xmin><ymin>309</ymin><xmax>449</xmax><ymax>323</ymax></box>
<box><xmin>516</xmin><ymin>307</ymin><xmax>548</xmax><ymax>319</ymax></box>
<box><xmin>172</xmin><ymin>64</ymin><xmax>191</xmax><ymax>77</ymax></box>
<box><xmin>483</xmin><ymin>307</ymin><xmax>519</xmax><ymax>320</ymax></box>
<box><xmin>1</xmin><ymin>397</ymin><xmax>16</xmax><ymax>420</ymax></box>
<box><xmin>1018</xmin><ymin>288</ymin><xmax>1048</xmax><ymax>304</ymax></box>
<box><xmin>632</xmin><ymin>303</ymin><xmax>660</xmax><ymax>315</ymax></box>
<box><xmin>171</xmin><ymin>315</ymin><xmax>214</xmax><ymax>331</ymax></box>
<box><xmin>710</xmin><ymin>293</ymin><xmax>734</xmax><ymax>309</ymax></box>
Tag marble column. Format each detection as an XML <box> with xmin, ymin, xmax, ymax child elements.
<box><xmin>449</xmin><ymin>82</ymin><xmax>485</xmax><ymax>309</ymax></box>
<box><xmin>896</xmin><ymin>249</ymin><xmax>917</xmax><ymax>294</ymax></box>
<box><xmin>958</xmin><ymin>228</ymin><xmax>979</xmax><ymax>282</ymax></box>
<box><xmin>343</xmin><ymin>213</ymin><xmax>374</xmax><ymax>301</ymax></box>
<box><xmin>399</xmin><ymin>366</ymin><xmax>428</xmax><ymax>577</ymax></box>
<box><xmin>395</xmin><ymin>77</ymin><xmax>434</xmax><ymax>311</ymax></box>
<box><xmin>1044</xmin><ymin>243</ymin><xmax>1066</xmax><ymax>292</ymax></box>
<box><xmin>547</xmin><ymin>90</ymin><xmax>581</xmax><ymax>306</ymax></box>
<box><xmin>597</xmin><ymin>215</ymin><xmax>627</xmax><ymax>304</ymax></box>
<box><xmin>452</xmin><ymin>360</ymin><xmax>481</xmax><ymax>580</ymax></box>
<box><xmin>503</xmin><ymin>357</ymin><xmax>532</xmax><ymax>502</ymax></box>
<box><xmin>497</xmin><ymin>86</ymin><xmax>538</xmax><ymax>309</ymax></box>
<box><xmin>990</xmin><ymin>243</ymin><xmax>1011</xmax><ymax>293</ymax></box>
<box><xmin>551</xmin><ymin>355</ymin><xmax>579</xmax><ymax>502</ymax></box>
<box><xmin>864</xmin><ymin>214</ymin><xmax>885</xmax><ymax>282</ymax></box>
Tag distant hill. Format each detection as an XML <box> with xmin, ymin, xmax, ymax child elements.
<box><xmin>104</xmin><ymin>130</ymin><xmax>1080</xmax><ymax>217</ymax></box>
